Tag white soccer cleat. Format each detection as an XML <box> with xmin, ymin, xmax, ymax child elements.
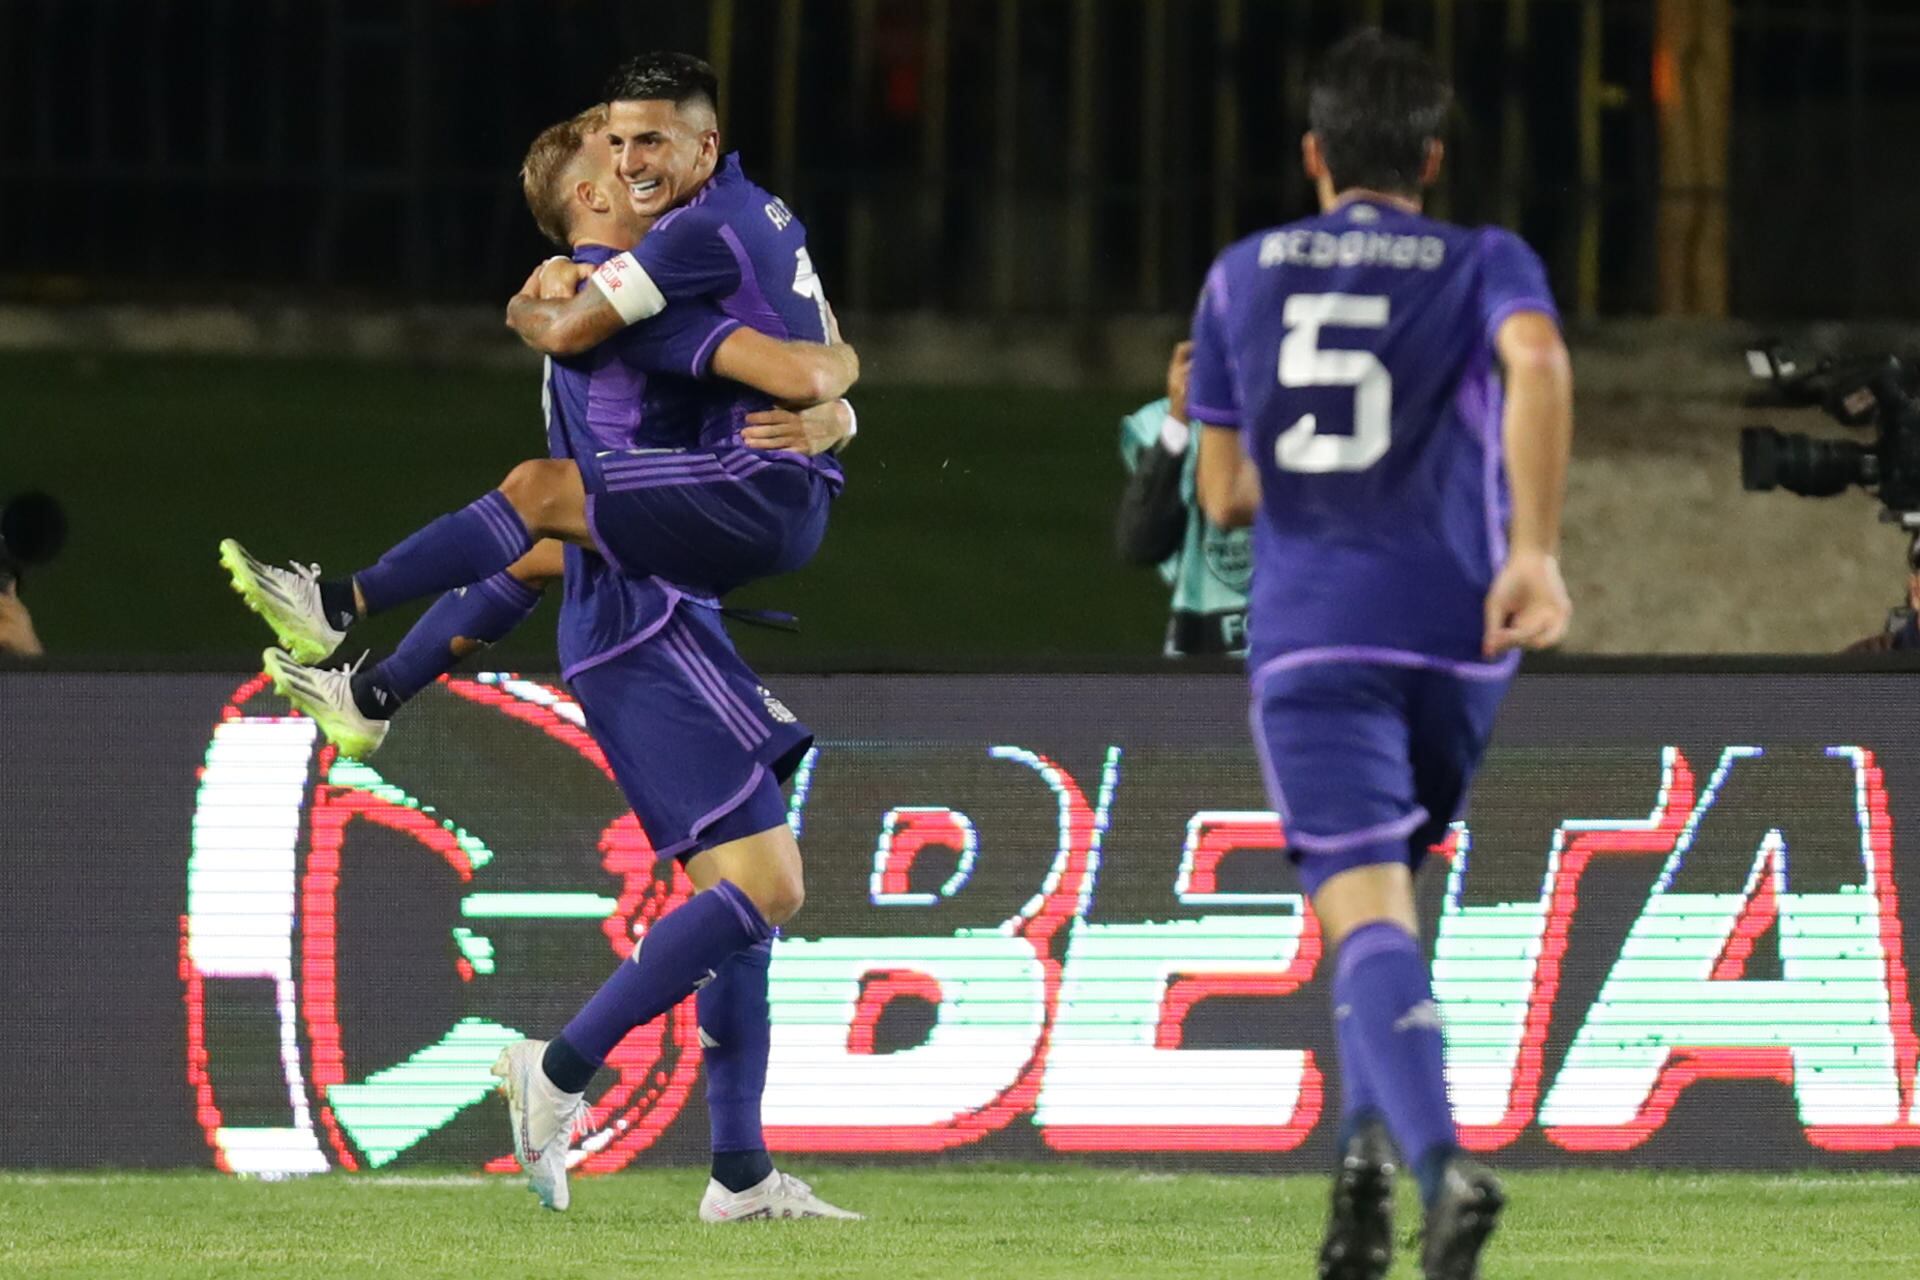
<box><xmin>261</xmin><ymin>648</ymin><xmax>389</xmax><ymax>760</ymax></box>
<box><xmin>491</xmin><ymin>1039</ymin><xmax>588</xmax><ymax>1213</ymax></box>
<box><xmin>219</xmin><ymin>538</ymin><xmax>348</xmax><ymax>664</ymax></box>
<box><xmin>699</xmin><ymin>1170</ymin><xmax>864</xmax><ymax>1222</ymax></box>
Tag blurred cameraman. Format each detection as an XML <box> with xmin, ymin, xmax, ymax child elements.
<box><xmin>0</xmin><ymin>580</ymin><xmax>43</xmax><ymax>659</ymax></box>
<box><xmin>1114</xmin><ymin>341</ymin><xmax>1251</xmax><ymax>656</ymax></box>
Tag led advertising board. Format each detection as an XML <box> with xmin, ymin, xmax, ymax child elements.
<box><xmin>3</xmin><ymin>670</ymin><xmax>1918</xmax><ymax>1173</ymax></box>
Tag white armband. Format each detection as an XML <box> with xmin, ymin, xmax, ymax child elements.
<box><xmin>1158</xmin><ymin>413</ymin><xmax>1192</xmax><ymax>455</ymax></box>
<box><xmin>838</xmin><ymin>399</ymin><xmax>858</xmax><ymax>448</ymax></box>
<box><xmin>589</xmin><ymin>252</ymin><xmax>667</xmax><ymax>324</ymax></box>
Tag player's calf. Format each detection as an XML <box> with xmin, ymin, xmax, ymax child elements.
<box><xmin>348</xmin><ymin>567</ymin><xmax>548</xmax><ymax>723</ymax></box>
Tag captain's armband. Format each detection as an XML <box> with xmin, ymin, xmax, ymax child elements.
<box><xmin>588</xmin><ymin>252</ymin><xmax>668</xmax><ymax>325</ymax></box>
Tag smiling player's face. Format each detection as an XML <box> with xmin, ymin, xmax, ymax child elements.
<box><xmin>606</xmin><ymin>98</ymin><xmax>717</xmax><ymax>220</ymax></box>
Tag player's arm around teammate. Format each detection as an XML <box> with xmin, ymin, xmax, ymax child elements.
<box><xmin>489</xmin><ymin>323</ymin><xmax>857</xmax><ymax>555</ymax></box>
<box><xmin>511</xmin><ymin>257</ymin><xmax>860</xmax><ymax>404</ymax></box>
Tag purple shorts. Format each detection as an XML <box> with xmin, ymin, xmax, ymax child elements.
<box><xmin>568</xmin><ymin>601</ymin><xmax>811</xmax><ymax>862</ymax></box>
<box><xmin>583</xmin><ymin>448</ymin><xmax>831</xmax><ymax>599</ymax></box>
<box><xmin>1249</xmin><ymin>656</ymin><xmax>1512</xmax><ymax>897</ymax></box>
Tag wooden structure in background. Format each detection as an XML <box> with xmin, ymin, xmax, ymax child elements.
<box><xmin>1655</xmin><ymin>0</ymin><xmax>1732</xmax><ymax>316</ymax></box>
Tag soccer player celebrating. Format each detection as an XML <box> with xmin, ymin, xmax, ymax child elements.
<box><xmin>1189</xmin><ymin>32</ymin><xmax>1572</xmax><ymax>1280</ymax></box>
<box><xmin>242</xmin><ymin>107</ymin><xmax>855</xmax><ymax>760</ymax></box>
<box><xmin>222</xmin><ymin>88</ymin><xmax>861</xmax><ymax>1219</ymax></box>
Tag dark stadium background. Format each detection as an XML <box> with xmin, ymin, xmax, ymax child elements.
<box><xmin>10</xmin><ymin>13</ymin><xmax>1920</xmax><ymax>1276</ymax></box>
<box><xmin>4</xmin><ymin>0</ymin><xmax>1920</xmax><ymax>663</ymax></box>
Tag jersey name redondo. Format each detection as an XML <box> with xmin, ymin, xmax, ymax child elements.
<box><xmin>1186</xmin><ymin>199</ymin><xmax>1558</xmax><ymax>669</ymax></box>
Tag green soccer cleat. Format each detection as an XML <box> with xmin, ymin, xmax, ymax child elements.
<box><xmin>262</xmin><ymin>648</ymin><xmax>388</xmax><ymax>760</ymax></box>
<box><xmin>219</xmin><ymin>538</ymin><xmax>347</xmax><ymax>664</ymax></box>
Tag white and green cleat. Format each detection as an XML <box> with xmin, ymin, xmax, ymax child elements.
<box><xmin>219</xmin><ymin>538</ymin><xmax>347</xmax><ymax>664</ymax></box>
<box><xmin>491</xmin><ymin>1039</ymin><xmax>587</xmax><ymax>1213</ymax></box>
<box><xmin>262</xmin><ymin>648</ymin><xmax>389</xmax><ymax>760</ymax></box>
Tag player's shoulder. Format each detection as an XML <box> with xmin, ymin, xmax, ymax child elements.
<box><xmin>1382</xmin><ymin>214</ymin><xmax>1544</xmax><ymax>275</ymax></box>
<box><xmin>1458</xmin><ymin>220</ymin><xmax>1540</xmax><ymax>262</ymax></box>
<box><xmin>1196</xmin><ymin>229</ymin><xmax>1271</xmax><ymax>312</ymax></box>
<box><xmin>651</xmin><ymin>201</ymin><xmax>725</xmax><ymax>241</ymax></box>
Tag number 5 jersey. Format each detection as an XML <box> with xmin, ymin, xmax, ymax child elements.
<box><xmin>1186</xmin><ymin>198</ymin><xmax>1558</xmax><ymax>671</ymax></box>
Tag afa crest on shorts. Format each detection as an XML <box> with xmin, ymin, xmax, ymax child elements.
<box><xmin>759</xmin><ymin>686</ymin><xmax>798</xmax><ymax>725</ymax></box>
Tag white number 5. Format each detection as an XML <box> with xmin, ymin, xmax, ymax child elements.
<box><xmin>1275</xmin><ymin>292</ymin><xmax>1391</xmax><ymax>473</ymax></box>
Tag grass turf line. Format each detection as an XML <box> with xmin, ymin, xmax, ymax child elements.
<box><xmin>3</xmin><ymin>1166</ymin><xmax>1917</xmax><ymax>1279</ymax></box>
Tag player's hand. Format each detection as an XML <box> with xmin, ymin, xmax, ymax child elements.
<box><xmin>1483</xmin><ymin>549</ymin><xmax>1571</xmax><ymax>657</ymax></box>
<box><xmin>743</xmin><ymin>404</ymin><xmax>846</xmax><ymax>456</ymax></box>
<box><xmin>0</xmin><ymin>582</ymin><xmax>44</xmax><ymax>658</ymax></box>
<box><xmin>1166</xmin><ymin>340</ymin><xmax>1194</xmax><ymax>424</ymax></box>
<box><xmin>532</xmin><ymin>257</ymin><xmax>593</xmax><ymax>301</ymax></box>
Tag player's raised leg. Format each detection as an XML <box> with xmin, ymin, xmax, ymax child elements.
<box><xmin>220</xmin><ymin>460</ymin><xmax>584</xmax><ymax>656</ymax></box>
<box><xmin>350</xmin><ymin>460</ymin><xmax>586</xmax><ymax>619</ymax></box>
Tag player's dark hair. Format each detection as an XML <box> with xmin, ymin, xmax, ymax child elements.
<box><xmin>1308</xmin><ymin>30</ymin><xmax>1452</xmax><ymax>197</ymax></box>
<box><xmin>603</xmin><ymin>51</ymin><xmax>720</xmax><ymax>120</ymax></box>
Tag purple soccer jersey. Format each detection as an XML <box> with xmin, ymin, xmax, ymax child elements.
<box><xmin>605</xmin><ymin>154</ymin><xmax>844</xmax><ymax>491</ymax></box>
<box><xmin>543</xmin><ymin>242</ymin><xmax>746</xmax><ymax>675</ymax></box>
<box><xmin>1187</xmin><ymin>198</ymin><xmax>1558</xmax><ymax>670</ymax></box>
<box><xmin>545</xmin><ymin>242</ymin><xmax>742</xmax><ymax>462</ymax></box>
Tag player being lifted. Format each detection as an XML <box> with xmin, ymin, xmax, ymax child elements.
<box><xmin>232</xmin><ymin>105</ymin><xmax>853</xmax><ymax>761</ymax></box>
<box><xmin>221</xmin><ymin>57</ymin><xmax>864</xmax><ymax>1220</ymax></box>
<box><xmin>1189</xmin><ymin>33</ymin><xmax>1572</xmax><ymax>1280</ymax></box>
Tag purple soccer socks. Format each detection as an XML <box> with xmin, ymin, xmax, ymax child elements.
<box><xmin>699</xmin><ymin>937</ymin><xmax>775</xmax><ymax>1191</ymax></box>
<box><xmin>1332</xmin><ymin>921</ymin><xmax>1459</xmax><ymax>1205</ymax></box>
<box><xmin>544</xmin><ymin>881</ymin><xmax>774</xmax><ymax>1093</ymax></box>
<box><xmin>356</xmin><ymin>570</ymin><xmax>543</xmax><ymax>716</ymax></box>
<box><xmin>353</xmin><ymin>490</ymin><xmax>534</xmax><ymax>618</ymax></box>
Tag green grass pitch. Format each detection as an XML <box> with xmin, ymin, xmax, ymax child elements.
<box><xmin>3</xmin><ymin>1166</ymin><xmax>1916</xmax><ymax>1278</ymax></box>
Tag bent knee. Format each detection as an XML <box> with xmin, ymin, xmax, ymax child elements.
<box><xmin>756</xmin><ymin>871</ymin><xmax>805</xmax><ymax>926</ymax></box>
<box><xmin>498</xmin><ymin>460</ymin><xmax>576</xmax><ymax>530</ymax></box>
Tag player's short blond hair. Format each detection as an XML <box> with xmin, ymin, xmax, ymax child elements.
<box><xmin>521</xmin><ymin>106</ymin><xmax>610</xmax><ymax>248</ymax></box>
